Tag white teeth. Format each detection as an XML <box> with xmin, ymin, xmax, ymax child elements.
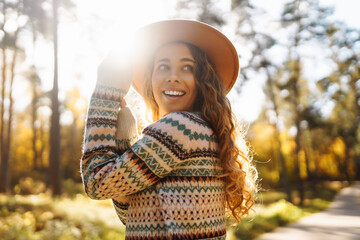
<box><xmin>164</xmin><ymin>90</ymin><xmax>185</xmax><ymax>96</ymax></box>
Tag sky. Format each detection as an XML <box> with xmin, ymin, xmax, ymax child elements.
<box><xmin>17</xmin><ymin>0</ymin><xmax>360</xmax><ymax>124</ymax></box>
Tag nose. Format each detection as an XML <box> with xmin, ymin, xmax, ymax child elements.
<box><xmin>167</xmin><ymin>78</ymin><xmax>179</xmax><ymax>83</ymax></box>
<box><xmin>167</xmin><ymin>69</ymin><xmax>179</xmax><ymax>83</ymax></box>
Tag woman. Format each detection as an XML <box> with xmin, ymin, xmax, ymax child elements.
<box><xmin>81</xmin><ymin>20</ymin><xmax>256</xmax><ymax>239</ymax></box>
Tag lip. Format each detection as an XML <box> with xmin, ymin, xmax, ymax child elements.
<box><xmin>162</xmin><ymin>88</ymin><xmax>186</xmax><ymax>98</ymax></box>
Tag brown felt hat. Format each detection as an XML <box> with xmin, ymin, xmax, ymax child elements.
<box><xmin>131</xmin><ymin>19</ymin><xmax>239</xmax><ymax>96</ymax></box>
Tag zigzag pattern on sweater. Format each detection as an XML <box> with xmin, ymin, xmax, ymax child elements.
<box><xmin>129</xmin><ymin>177</ymin><xmax>225</xmax><ymax>197</ymax></box>
<box><xmin>82</xmin><ymin>145</ymin><xmax>118</xmax><ymax>162</ymax></box>
<box><xmin>125</xmin><ymin>236</ymin><xmax>225</xmax><ymax>240</ymax></box>
<box><xmin>131</xmin><ymin>137</ymin><xmax>178</xmax><ymax>177</ymax></box>
<box><xmin>178</xmin><ymin>111</ymin><xmax>211</xmax><ymax>127</ymax></box>
<box><xmin>116</xmin><ymin>135</ymin><xmax>139</xmax><ymax>151</ymax></box>
<box><xmin>153</xmin><ymin>116</ymin><xmax>214</xmax><ymax>142</ymax></box>
<box><xmin>86</xmin><ymin>117</ymin><xmax>117</xmax><ymax>128</ymax></box>
<box><xmin>88</xmin><ymin>108</ymin><xmax>118</xmax><ymax>118</ymax></box>
<box><xmin>158</xmin><ymin>175</ymin><xmax>223</xmax><ymax>185</ymax></box>
<box><xmin>175</xmin><ymin>158</ymin><xmax>222</xmax><ymax>169</ymax></box>
<box><xmin>92</xmin><ymin>84</ymin><xmax>127</xmax><ymax>102</ymax></box>
<box><xmin>125</xmin><ymin>220</ymin><xmax>226</xmax><ymax>239</ymax></box>
<box><xmin>143</xmin><ymin>127</ymin><xmax>218</xmax><ymax>160</ymax></box>
<box><xmin>82</xmin><ymin>151</ymin><xmax>116</xmax><ymax>181</ymax></box>
<box><xmin>89</xmin><ymin>97</ymin><xmax>120</xmax><ymax>109</ymax></box>
<box><xmin>170</xmin><ymin>167</ymin><xmax>223</xmax><ymax>176</ymax></box>
<box><xmin>112</xmin><ymin>197</ymin><xmax>130</xmax><ymax>225</ymax></box>
<box><xmin>86</xmin><ymin>133</ymin><xmax>115</xmax><ymax>142</ymax></box>
<box><xmin>117</xmin><ymin>149</ymin><xmax>161</xmax><ymax>189</ymax></box>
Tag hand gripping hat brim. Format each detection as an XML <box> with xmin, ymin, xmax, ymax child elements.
<box><xmin>131</xmin><ymin>19</ymin><xmax>239</xmax><ymax>97</ymax></box>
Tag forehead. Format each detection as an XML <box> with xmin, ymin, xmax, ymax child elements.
<box><xmin>153</xmin><ymin>42</ymin><xmax>194</xmax><ymax>61</ymax></box>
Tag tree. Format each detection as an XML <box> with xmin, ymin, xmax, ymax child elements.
<box><xmin>0</xmin><ymin>0</ymin><xmax>12</xmax><ymax>193</ymax></box>
<box><xmin>48</xmin><ymin>0</ymin><xmax>61</xmax><ymax>196</ymax></box>
<box><xmin>27</xmin><ymin>66</ymin><xmax>43</xmax><ymax>169</ymax></box>
<box><xmin>61</xmin><ymin>87</ymin><xmax>87</xmax><ymax>180</ymax></box>
<box><xmin>230</xmin><ymin>0</ymin><xmax>294</xmax><ymax>202</ymax></box>
<box><xmin>279</xmin><ymin>0</ymin><xmax>332</xmax><ymax>205</ymax></box>
<box><xmin>175</xmin><ymin>0</ymin><xmax>225</xmax><ymax>28</ymax></box>
<box><xmin>318</xmin><ymin>22</ymin><xmax>360</xmax><ymax>181</ymax></box>
<box><xmin>0</xmin><ymin>0</ymin><xmax>49</xmax><ymax>193</ymax></box>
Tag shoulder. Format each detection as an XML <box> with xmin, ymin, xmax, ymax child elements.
<box><xmin>142</xmin><ymin>112</ymin><xmax>214</xmax><ymax>149</ymax></box>
<box><xmin>160</xmin><ymin>111</ymin><xmax>210</xmax><ymax>127</ymax></box>
<box><xmin>144</xmin><ymin>111</ymin><xmax>211</xmax><ymax>133</ymax></box>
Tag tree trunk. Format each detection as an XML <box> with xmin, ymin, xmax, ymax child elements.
<box><xmin>343</xmin><ymin>143</ymin><xmax>352</xmax><ymax>184</ymax></box>
<box><xmin>274</xmin><ymin>126</ymin><xmax>293</xmax><ymax>202</ymax></box>
<box><xmin>294</xmin><ymin>123</ymin><xmax>304</xmax><ymax>205</ymax></box>
<box><xmin>31</xmin><ymin>72</ymin><xmax>38</xmax><ymax>169</ymax></box>
<box><xmin>304</xmin><ymin>129</ymin><xmax>318</xmax><ymax>192</ymax></box>
<box><xmin>265</xmin><ymin>69</ymin><xmax>292</xmax><ymax>202</ymax></box>
<box><xmin>304</xmin><ymin>149</ymin><xmax>311</xmax><ymax>179</ymax></box>
<box><xmin>0</xmin><ymin>46</ymin><xmax>8</xmax><ymax>193</ymax></box>
<box><xmin>303</xmin><ymin>145</ymin><xmax>317</xmax><ymax>193</ymax></box>
<box><xmin>39</xmin><ymin>124</ymin><xmax>45</xmax><ymax>169</ymax></box>
<box><xmin>2</xmin><ymin>49</ymin><xmax>17</xmax><ymax>193</ymax></box>
<box><xmin>354</xmin><ymin>156</ymin><xmax>360</xmax><ymax>180</ymax></box>
<box><xmin>292</xmin><ymin>59</ymin><xmax>304</xmax><ymax>206</ymax></box>
<box><xmin>48</xmin><ymin>0</ymin><xmax>61</xmax><ymax>196</ymax></box>
<box><xmin>350</xmin><ymin>73</ymin><xmax>360</xmax><ymax>180</ymax></box>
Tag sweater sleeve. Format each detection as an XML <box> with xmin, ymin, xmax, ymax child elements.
<box><xmin>81</xmin><ymin>84</ymin><xmax>136</xmax><ymax>225</ymax></box>
<box><xmin>81</xmin><ymin>85</ymin><xmax>205</xmax><ymax>202</ymax></box>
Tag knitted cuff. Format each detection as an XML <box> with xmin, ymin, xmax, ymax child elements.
<box><xmin>92</xmin><ymin>84</ymin><xmax>128</xmax><ymax>102</ymax></box>
<box><xmin>115</xmin><ymin>106</ymin><xmax>138</xmax><ymax>151</ymax></box>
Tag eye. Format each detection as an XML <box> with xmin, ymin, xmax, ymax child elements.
<box><xmin>183</xmin><ymin>65</ymin><xmax>194</xmax><ymax>72</ymax></box>
<box><xmin>158</xmin><ymin>64</ymin><xmax>169</xmax><ymax>71</ymax></box>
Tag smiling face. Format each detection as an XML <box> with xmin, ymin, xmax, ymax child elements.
<box><xmin>151</xmin><ymin>43</ymin><xmax>198</xmax><ymax>118</ymax></box>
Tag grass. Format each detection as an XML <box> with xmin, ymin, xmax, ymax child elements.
<box><xmin>0</xmin><ymin>193</ymin><xmax>125</xmax><ymax>240</ymax></box>
<box><xmin>0</xmin><ymin>180</ymin><xmax>343</xmax><ymax>240</ymax></box>
<box><xmin>226</xmin><ymin>182</ymin><xmax>343</xmax><ymax>240</ymax></box>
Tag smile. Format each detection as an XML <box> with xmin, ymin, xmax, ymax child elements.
<box><xmin>163</xmin><ymin>90</ymin><xmax>186</xmax><ymax>96</ymax></box>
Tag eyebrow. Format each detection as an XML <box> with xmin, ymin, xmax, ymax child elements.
<box><xmin>181</xmin><ymin>57</ymin><xmax>195</xmax><ymax>63</ymax></box>
<box><xmin>156</xmin><ymin>57</ymin><xmax>195</xmax><ymax>63</ymax></box>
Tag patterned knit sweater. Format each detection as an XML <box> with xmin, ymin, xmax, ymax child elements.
<box><xmin>81</xmin><ymin>85</ymin><xmax>226</xmax><ymax>239</ymax></box>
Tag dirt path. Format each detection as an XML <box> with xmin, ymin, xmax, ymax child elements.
<box><xmin>256</xmin><ymin>183</ymin><xmax>360</xmax><ymax>240</ymax></box>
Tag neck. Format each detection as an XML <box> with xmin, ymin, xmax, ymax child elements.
<box><xmin>158</xmin><ymin>109</ymin><xmax>167</xmax><ymax>119</ymax></box>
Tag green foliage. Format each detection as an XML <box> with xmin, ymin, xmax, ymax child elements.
<box><xmin>0</xmin><ymin>193</ymin><xmax>125</xmax><ymax>240</ymax></box>
<box><xmin>230</xmin><ymin>198</ymin><xmax>332</xmax><ymax>240</ymax></box>
<box><xmin>12</xmin><ymin>178</ymin><xmax>85</xmax><ymax>197</ymax></box>
<box><xmin>257</xmin><ymin>191</ymin><xmax>287</xmax><ymax>205</ymax></box>
<box><xmin>13</xmin><ymin>178</ymin><xmax>46</xmax><ymax>195</ymax></box>
<box><xmin>228</xmin><ymin>183</ymin><xmax>339</xmax><ymax>239</ymax></box>
<box><xmin>62</xmin><ymin>179</ymin><xmax>85</xmax><ymax>198</ymax></box>
<box><xmin>233</xmin><ymin>200</ymin><xmax>303</xmax><ymax>239</ymax></box>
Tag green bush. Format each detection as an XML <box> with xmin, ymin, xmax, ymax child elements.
<box><xmin>13</xmin><ymin>178</ymin><xmax>46</xmax><ymax>195</ymax></box>
<box><xmin>62</xmin><ymin>179</ymin><xmax>85</xmax><ymax>198</ymax></box>
<box><xmin>256</xmin><ymin>191</ymin><xmax>287</xmax><ymax>205</ymax></box>
<box><xmin>0</xmin><ymin>194</ymin><xmax>125</xmax><ymax>240</ymax></box>
<box><xmin>233</xmin><ymin>199</ymin><xmax>305</xmax><ymax>240</ymax></box>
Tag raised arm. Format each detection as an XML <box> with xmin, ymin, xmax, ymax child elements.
<box><xmin>81</xmin><ymin>56</ymin><xmax>136</xmax><ymax>224</ymax></box>
<box><xmin>81</xmin><ymin>57</ymin><xmax>214</xmax><ymax>224</ymax></box>
<box><xmin>81</xmin><ymin>103</ymin><xmax>205</xmax><ymax>199</ymax></box>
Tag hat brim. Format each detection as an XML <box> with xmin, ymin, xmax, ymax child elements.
<box><xmin>131</xmin><ymin>20</ymin><xmax>239</xmax><ymax>97</ymax></box>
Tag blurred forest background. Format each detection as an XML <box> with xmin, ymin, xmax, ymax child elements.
<box><xmin>0</xmin><ymin>0</ymin><xmax>359</xmax><ymax>239</ymax></box>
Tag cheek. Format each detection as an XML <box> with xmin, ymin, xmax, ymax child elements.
<box><xmin>151</xmin><ymin>76</ymin><xmax>161</xmax><ymax>101</ymax></box>
<box><xmin>151</xmin><ymin>73</ymin><xmax>157</xmax><ymax>90</ymax></box>
<box><xmin>189</xmin><ymin>77</ymin><xmax>197</xmax><ymax>95</ymax></box>
<box><xmin>151</xmin><ymin>71</ymin><xmax>161</xmax><ymax>88</ymax></box>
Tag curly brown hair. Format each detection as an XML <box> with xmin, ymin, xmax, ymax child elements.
<box><xmin>143</xmin><ymin>42</ymin><xmax>257</xmax><ymax>222</ymax></box>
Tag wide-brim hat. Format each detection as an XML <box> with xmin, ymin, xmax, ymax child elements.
<box><xmin>131</xmin><ymin>19</ymin><xmax>239</xmax><ymax>97</ymax></box>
